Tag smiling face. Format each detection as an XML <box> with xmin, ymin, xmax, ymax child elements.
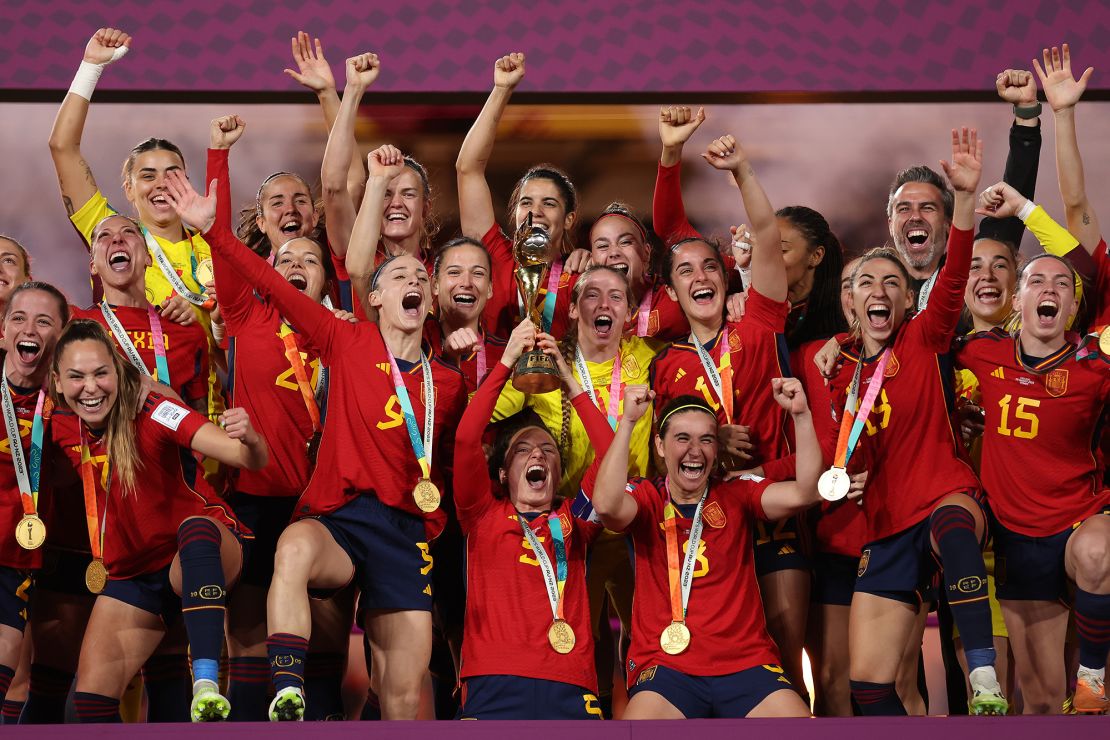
<box><xmin>3</xmin><ymin>290</ymin><xmax>65</xmax><ymax>383</ymax></box>
<box><xmin>256</xmin><ymin>175</ymin><xmax>318</xmax><ymax>249</ymax></box>
<box><xmin>274</xmin><ymin>238</ymin><xmax>327</xmax><ymax>304</ymax></box>
<box><xmin>851</xmin><ymin>256</ymin><xmax>915</xmax><ymax>351</ymax></box>
<box><xmin>665</xmin><ymin>240</ymin><xmax>726</xmax><ymax>328</ymax></box>
<box><xmin>90</xmin><ymin>215</ymin><xmax>151</xmax><ymax>292</ymax></box>
<box><xmin>124</xmin><ymin>148</ymin><xmax>187</xmax><ymax>228</ymax></box>
<box><xmin>434</xmin><ymin>243</ymin><xmax>491</xmax><ymax>324</ymax></box>
<box><xmin>513</xmin><ymin>177</ymin><xmax>575</xmax><ymax>252</ymax></box>
<box><xmin>655</xmin><ymin>410</ymin><xmax>718</xmax><ymax>497</ymax></box>
<box><xmin>965</xmin><ymin>239</ymin><xmax>1017</xmax><ymax>329</ymax></box>
<box><xmin>500</xmin><ymin>426</ymin><xmax>562</xmax><ymax>511</ymax></box>
<box><xmin>590</xmin><ymin>215</ymin><xmax>648</xmax><ymax>287</ymax></box>
<box><xmin>381</xmin><ymin>168</ymin><xmax>428</xmax><ymax>245</ymax></box>
<box><xmin>889</xmin><ymin>181</ymin><xmax>949</xmax><ymax>274</ymax></box>
<box><xmin>54</xmin><ymin>338</ymin><xmax>118</xmax><ymax>429</ymax></box>
<box><xmin>1014</xmin><ymin>256</ymin><xmax>1077</xmax><ymax>346</ymax></box>
<box><xmin>569</xmin><ymin>268</ymin><xmax>630</xmax><ymax>350</ymax></box>
<box><xmin>370</xmin><ymin>255</ymin><xmax>432</xmax><ymax>333</ymax></box>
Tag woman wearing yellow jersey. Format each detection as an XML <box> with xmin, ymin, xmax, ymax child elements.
<box><xmin>48</xmin><ymin>28</ymin><xmax>224</xmax><ymax>426</ymax></box>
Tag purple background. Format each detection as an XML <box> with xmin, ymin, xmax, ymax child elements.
<box><xmin>0</xmin><ymin>0</ymin><xmax>1107</xmax><ymax>94</ymax></box>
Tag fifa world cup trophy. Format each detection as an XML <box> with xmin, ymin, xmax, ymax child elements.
<box><xmin>511</xmin><ymin>214</ymin><xmax>562</xmax><ymax>393</ymax></box>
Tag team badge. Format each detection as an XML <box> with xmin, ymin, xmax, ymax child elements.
<box><xmin>727</xmin><ymin>332</ymin><xmax>742</xmax><ymax>351</ymax></box>
<box><xmin>558</xmin><ymin>512</ymin><xmax>573</xmax><ymax>539</ymax></box>
<box><xmin>636</xmin><ymin>666</ymin><xmax>657</xmax><ymax>684</ymax></box>
<box><xmin>647</xmin><ymin>310</ymin><xmax>659</xmax><ymax>336</ymax></box>
<box><xmin>857</xmin><ymin>549</ymin><xmax>871</xmax><ymax>577</ymax></box>
<box><xmin>1045</xmin><ymin>369</ymin><xmax>1068</xmax><ymax>397</ymax></box>
<box><xmin>622</xmin><ymin>352</ymin><xmax>641</xmax><ymax>378</ymax></box>
<box><xmin>884</xmin><ymin>351</ymin><xmax>900</xmax><ymax>377</ymax></box>
<box><xmin>702</xmin><ymin>501</ymin><xmax>726</xmax><ymax>528</ymax></box>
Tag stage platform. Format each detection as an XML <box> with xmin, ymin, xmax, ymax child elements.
<box><xmin>5</xmin><ymin>716</ymin><xmax>1105</xmax><ymax>738</ymax></box>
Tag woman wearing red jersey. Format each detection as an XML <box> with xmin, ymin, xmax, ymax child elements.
<box><xmin>453</xmin><ymin>319</ymin><xmax>618</xmax><ymax>718</ymax></box>
<box><xmin>817</xmin><ymin>128</ymin><xmax>1008</xmax><ymax>715</ymax></box>
<box><xmin>585</xmin><ymin>379</ymin><xmax>825</xmax><ymax>718</ymax></box>
<box><xmin>957</xmin><ymin>186</ymin><xmax>1110</xmax><ymax>714</ymax></box>
<box><xmin>0</xmin><ymin>283</ymin><xmax>69</xmax><ymax>711</ymax></box>
<box><xmin>164</xmin><ymin>167</ymin><xmax>468</xmax><ymax>721</ymax></box>
<box><xmin>51</xmin><ymin>319</ymin><xmax>264</xmax><ymax>723</ymax></box>
<box><xmin>456</xmin><ymin>52</ymin><xmax>590</xmax><ymax>340</ymax></box>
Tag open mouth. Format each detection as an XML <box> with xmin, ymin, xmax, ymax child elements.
<box><xmin>287</xmin><ymin>273</ymin><xmax>308</xmax><ymax>291</ymax></box>
<box><xmin>593</xmin><ymin>314</ymin><xmax>614</xmax><ymax>338</ymax></box>
<box><xmin>15</xmin><ymin>340</ymin><xmax>40</xmax><ymax>364</ymax></box>
<box><xmin>401</xmin><ymin>290</ymin><xmax>423</xmax><ymax>316</ymax></box>
<box><xmin>525</xmin><ymin>464</ymin><xmax>548</xmax><ymax>490</ymax></box>
<box><xmin>866</xmin><ymin>304</ymin><xmax>892</xmax><ymax>329</ymax></box>
<box><xmin>611</xmin><ymin>263</ymin><xmax>630</xmax><ymax>274</ymax></box>
<box><xmin>691</xmin><ymin>287</ymin><xmax>715</xmax><ymax>305</ymax></box>
<box><xmin>452</xmin><ymin>292</ymin><xmax>477</xmax><ymax>308</ymax></box>
<box><xmin>975</xmin><ymin>286</ymin><xmax>1002</xmax><ymax>305</ymax></box>
<box><xmin>386</xmin><ymin>212</ymin><xmax>409</xmax><ymax>224</ymax></box>
<box><xmin>150</xmin><ymin>194</ymin><xmax>169</xmax><ymax>209</ymax></box>
<box><xmin>78</xmin><ymin>396</ymin><xmax>106</xmax><ymax>411</ymax></box>
<box><xmin>678</xmin><ymin>460</ymin><xmax>705</xmax><ymax>479</ymax></box>
<box><xmin>108</xmin><ymin>250</ymin><xmax>131</xmax><ymax>271</ymax></box>
<box><xmin>280</xmin><ymin>218</ymin><xmax>302</xmax><ymax>236</ymax></box>
<box><xmin>905</xmin><ymin>228</ymin><xmax>929</xmax><ymax>247</ymax></box>
<box><xmin>1036</xmin><ymin>299</ymin><xmax>1059</xmax><ymax>325</ymax></box>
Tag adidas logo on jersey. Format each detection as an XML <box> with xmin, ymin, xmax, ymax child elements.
<box><xmin>673</xmin><ymin>368</ymin><xmax>686</xmax><ymax>383</ymax></box>
<box><xmin>991</xmin><ymin>367</ymin><xmax>1005</xmax><ymax>379</ymax></box>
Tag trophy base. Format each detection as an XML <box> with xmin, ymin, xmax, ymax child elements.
<box><xmin>512</xmin><ymin>350</ymin><xmax>562</xmax><ymax>394</ymax></box>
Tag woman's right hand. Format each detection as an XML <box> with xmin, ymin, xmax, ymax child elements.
<box><xmin>367</xmin><ymin>144</ymin><xmax>406</xmax><ymax>181</ymax></box>
<box><xmin>494</xmin><ymin>53</ymin><xmax>525</xmax><ymax>89</ymax></box>
<box><xmin>345</xmin><ymin>52</ymin><xmax>380</xmax><ymax>91</ymax></box>
<box><xmin>658</xmin><ymin>105</ymin><xmax>706</xmax><ymax>149</ymax></box>
<box><xmin>84</xmin><ymin>27</ymin><xmax>131</xmax><ymax>64</ymax></box>
<box><xmin>210</xmin><ymin>115</ymin><xmax>246</xmax><ymax>150</ymax></box>
<box><xmin>501</xmin><ymin>319</ymin><xmax>536</xmax><ymax>368</ymax></box>
<box><xmin>814</xmin><ymin>335</ymin><xmax>843</xmax><ymax>379</ymax></box>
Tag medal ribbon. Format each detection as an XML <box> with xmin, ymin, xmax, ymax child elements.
<box><xmin>517</xmin><ymin>512</ymin><xmax>568</xmax><ymax>622</ymax></box>
<box><xmin>280</xmin><ymin>327</ymin><xmax>321</xmax><ymax>433</ymax></box>
<box><xmin>540</xmin><ymin>259</ymin><xmax>564</xmax><ymax>333</ymax></box>
<box><xmin>574</xmin><ymin>349</ymin><xmax>623</xmax><ymax>430</ymax></box>
<box><xmin>831</xmin><ymin>349</ymin><xmax>891</xmax><ymax>468</ymax></box>
<box><xmin>1</xmin><ymin>373</ymin><xmax>45</xmax><ymax>517</ymax></box>
<box><xmin>635</xmin><ymin>286</ymin><xmax>653</xmax><ymax>337</ymax></box>
<box><xmin>99</xmin><ymin>302</ymin><xmax>171</xmax><ymax>384</ymax></box>
<box><xmin>663</xmin><ymin>482</ymin><xmax>708</xmax><ymax>623</ymax></box>
<box><xmin>79</xmin><ymin>424</ymin><xmax>107</xmax><ymax>563</ymax></box>
<box><xmin>140</xmin><ymin>225</ymin><xmax>215</xmax><ymax>309</ymax></box>
<box><xmin>691</xmin><ymin>327</ymin><xmax>734</xmax><ymax>423</ymax></box>
<box><xmin>385</xmin><ymin>348</ymin><xmax>435</xmax><ymax>480</ymax></box>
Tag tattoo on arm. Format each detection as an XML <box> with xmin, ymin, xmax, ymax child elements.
<box><xmin>1083</xmin><ymin>212</ymin><xmax>1091</xmax><ymax>226</ymax></box>
<box><xmin>63</xmin><ymin>196</ymin><xmax>75</xmax><ymax>216</ymax></box>
<box><xmin>80</xmin><ymin>159</ymin><xmax>94</xmax><ymax>184</ymax></box>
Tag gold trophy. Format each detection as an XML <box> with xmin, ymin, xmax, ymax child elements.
<box><xmin>512</xmin><ymin>214</ymin><xmax>562</xmax><ymax>393</ymax></box>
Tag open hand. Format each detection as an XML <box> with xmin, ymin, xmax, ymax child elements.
<box><xmin>163</xmin><ymin>172</ymin><xmax>217</xmax><ymax>234</ymax></box>
<box><xmin>1033</xmin><ymin>43</ymin><xmax>1094</xmax><ymax>112</ymax></box>
<box><xmin>284</xmin><ymin>32</ymin><xmax>336</xmax><ymax>93</ymax></box>
<box><xmin>940</xmin><ymin>127</ymin><xmax>983</xmax><ymax>194</ymax></box>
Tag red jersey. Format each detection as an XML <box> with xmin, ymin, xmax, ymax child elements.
<box><xmin>53</xmin><ymin>393</ymin><xmax>244</xmax><ymax>580</ymax></box>
<box><xmin>206</xmin><ymin>224</ymin><xmax>468</xmax><ymax>540</ymax></box>
<box><xmin>956</xmin><ymin>330</ymin><xmax>1110</xmax><ymax>536</ymax></box>
<box><xmin>0</xmin><ymin>381</ymin><xmax>57</xmax><ymax>569</ymax></box>
<box><xmin>423</xmin><ymin>318</ymin><xmax>508</xmax><ymax>394</ymax></box>
<box><xmin>824</xmin><ymin>227</ymin><xmax>979</xmax><ymax>542</ymax></box>
<box><xmin>454</xmin><ymin>362</ymin><xmax>612</xmax><ymax>689</ymax></box>
<box><xmin>650</xmin><ymin>287</ymin><xmax>792</xmax><ymax>468</ymax></box>
<box><xmin>1096</xmin><ymin>239</ymin><xmax>1110</xmax><ymax>328</ymax></box>
<box><xmin>581</xmin><ymin>471</ymin><xmax>780</xmax><ymax>684</ymax></box>
<box><xmin>38</xmin><ymin>408</ymin><xmax>86</xmax><ymax>553</ymax></box>
<box><xmin>480</xmin><ymin>224</ymin><xmax>572</xmax><ymax>341</ymax></box>
<box><xmin>71</xmin><ymin>304</ymin><xmax>209</xmax><ymax>407</ymax></box>
<box><xmin>207</xmin><ymin>148</ymin><xmax>321</xmax><ymax>499</ymax></box>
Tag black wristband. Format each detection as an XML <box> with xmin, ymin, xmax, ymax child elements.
<box><xmin>1013</xmin><ymin>103</ymin><xmax>1042</xmax><ymax>119</ymax></box>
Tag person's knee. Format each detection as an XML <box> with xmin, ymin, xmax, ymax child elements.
<box><xmin>1070</xmin><ymin>527</ymin><xmax>1110</xmax><ymax>585</ymax></box>
<box><xmin>272</xmin><ymin>528</ymin><xmax>318</xmax><ymax>583</ymax></box>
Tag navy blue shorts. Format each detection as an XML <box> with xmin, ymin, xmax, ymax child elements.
<box><xmin>431</xmin><ymin>513</ymin><xmax>466</xmax><ymax>631</ymax></box>
<box><xmin>0</xmin><ymin>566</ymin><xmax>33</xmax><ymax>631</ymax></box>
<box><xmin>227</xmin><ymin>492</ymin><xmax>298</xmax><ymax>588</ymax></box>
<box><xmin>102</xmin><ymin>565</ymin><xmax>182</xmax><ymax>625</ymax></box>
<box><xmin>854</xmin><ymin>517</ymin><xmax>941</xmax><ymax>606</ymax></box>
<box><xmin>992</xmin><ymin>507</ymin><xmax>1110</xmax><ymax>602</ymax></box>
<box><xmin>314</xmin><ymin>495</ymin><xmax>433</xmax><ymax>612</ymax></box>
<box><xmin>811</xmin><ymin>552</ymin><xmax>858</xmax><ymax>607</ymax></box>
<box><xmin>753</xmin><ymin>516</ymin><xmax>810</xmax><ymax>576</ymax></box>
<box><xmin>459</xmin><ymin>675</ymin><xmax>602</xmax><ymax>720</ymax></box>
<box><xmin>628</xmin><ymin>663</ymin><xmax>795</xmax><ymax>718</ymax></box>
<box><xmin>35</xmin><ymin>548</ymin><xmax>93</xmax><ymax>598</ymax></box>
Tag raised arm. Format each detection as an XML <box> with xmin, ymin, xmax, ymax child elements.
<box><xmin>321</xmin><ymin>52</ymin><xmax>380</xmax><ymax>259</ymax></box>
<box><xmin>653</xmin><ymin>106</ymin><xmax>706</xmax><ymax>245</ymax></box>
<box><xmin>702</xmin><ymin>134</ymin><xmax>786</xmax><ymax>303</ymax></box>
<box><xmin>759</xmin><ymin>378</ymin><xmax>823</xmax><ymax>520</ymax></box>
<box><xmin>346</xmin><ymin>145</ymin><xmax>406</xmax><ymax>317</ymax></box>
<box><xmin>1034</xmin><ymin>43</ymin><xmax>1101</xmax><ymax>253</ymax></box>
<box><xmin>191</xmin><ymin>407</ymin><xmax>268</xmax><ymax>471</ymax></box>
<box><xmin>48</xmin><ymin>28</ymin><xmax>131</xmax><ymax>217</ymax></box>
<box><xmin>204</xmin><ymin>116</ymin><xmax>256</xmax><ymax>330</ymax></box>
<box><xmin>456</xmin><ymin>53</ymin><xmax>524</xmax><ymax>239</ymax></box>
<box><xmin>588</xmin><ymin>385</ymin><xmax>652</xmax><ymax>532</ymax></box>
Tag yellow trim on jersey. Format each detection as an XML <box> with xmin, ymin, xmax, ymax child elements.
<box><xmin>493</xmin><ymin>336</ymin><xmax>663</xmax><ymax>498</ymax></box>
<box><xmin>1024</xmin><ymin>205</ymin><xmax>1079</xmax><ymax>257</ymax></box>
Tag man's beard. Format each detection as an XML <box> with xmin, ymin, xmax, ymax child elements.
<box><xmin>893</xmin><ymin>232</ymin><xmax>943</xmax><ymax>271</ymax></box>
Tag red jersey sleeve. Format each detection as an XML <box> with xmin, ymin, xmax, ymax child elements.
<box><xmin>453</xmin><ymin>362</ymin><xmax>508</xmax><ymax>530</ymax></box>
<box><xmin>144</xmin><ymin>394</ymin><xmax>209</xmax><ymax>449</ymax></box>
<box><xmin>479</xmin><ymin>224</ymin><xmax>519</xmax><ymax>340</ymax></box>
<box><xmin>740</xmin><ymin>286</ymin><xmax>789</xmax><ymax>334</ymax></box>
<box><xmin>652</xmin><ymin>161</ymin><xmax>700</xmax><ymax>246</ymax></box>
<box><xmin>914</xmin><ymin>226</ymin><xmax>973</xmax><ymax>352</ymax></box>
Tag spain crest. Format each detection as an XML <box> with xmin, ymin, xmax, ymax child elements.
<box><xmin>1045</xmin><ymin>369</ymin><xmax>1068</xmax><ymax>398</ymax></box>
<box><xmin>703</xmin><ymin>501</ymin><xmax>727</xmax><ymax>528</ymax></box>
<box><xmin>884</xmin><ymin>351</ymin><xmax>900</xmax><ymax>378</ymax></box>
<box><xmin>857</xmin><ymin>549</ymin><xmax>871</xmax><ymax>577</ymax></box>
<box><xmin>727</xmin><ymin>332</ymin><xmax>742</xmax><ymax>352</ymax></box>
<box><xmin>647</xmin><ymin>310</ymin><xmax>660</xmax><ymax>336</ymax></box>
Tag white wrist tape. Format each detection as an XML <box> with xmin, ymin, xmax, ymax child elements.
<box><xmin>1017</xmin><ymin>200</ymin><xmax>1036</xmax><ymax>222</ymax></box>
<box><xmin>67</xmin><ymin>46</ymin><xmax>129</xmax><ymax>101</ymax></box>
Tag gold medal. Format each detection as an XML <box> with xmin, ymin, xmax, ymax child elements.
<box><xmin>659</xmin><ymin>620</ymin><xmax>691</xmax><ymax>655</ymax></box>
<box><xmin>194</xmin><ymin>258</ymin><xmax>215</xmax><ymax>287</ymax></box>
<box><xmin>413</xmin><ymin>478</ymin><xmax>441</xmax><ymax>513</ymax></box>
<box><xmin>547</xmin><ymin>619</ymin><xmax>576</xmax><ymax>654</ymax></box>
<box><xmin>14</xmin><ymin>514</ymin><xmax>46</xmax><ymax>550</ymax></box>
<box><xmin>85</xmin><ymin>558</ymin><xmax>109</xmax><ymax>594</ymax></box>
<box><xmin>1100</xmin><ymin>326</ymin><xmax>1110</xmax><ymax>356</ymax></box>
